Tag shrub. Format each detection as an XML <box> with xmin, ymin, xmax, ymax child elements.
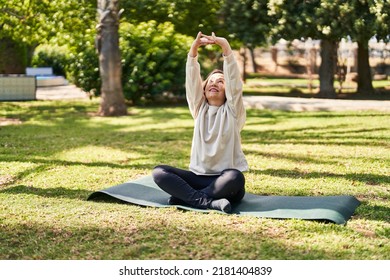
<box><xmin>32</xmin><ymin>21</ymin><xmax>194</xmax><ymax>103</ymax></box>
<box><xmin>31</xmin><ymin>44</ymin><xmax>69</xmax><ymax>77</ymax></box>
<box><xmin>67</xmin><ymin>41</ymin><xmax>100</xmax><ymax>96</ymax></box>
<box><xmin>120</xmin><ymin>21</ymin><xmax>192</xmax><ymax>104</ymax></box>
<box><xmin>66</xmin><ymin>29</ymin><xmax>101</xmax><ymax>96</ymax></box>
<box><xmin>32</xmin><ymin>41</ymin><xmax>100</xmax><ymax>96</ymax></box>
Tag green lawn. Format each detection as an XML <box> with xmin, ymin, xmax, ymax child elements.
<box><xmin>244</xmin><ymin>76</ymin><xmax>390</xmax><ymax>97</ymax></box>
<box><xmin>0</xmin><ymin>99</ymin><xmax>389</xmax><ymax>259</ymax></box>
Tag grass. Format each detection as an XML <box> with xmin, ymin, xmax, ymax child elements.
<box><xmin>243</xmin><ymin>76</ymin><xmax>390</xmax><ymax>98</ymax></box>
<box><xmin>0</xmin><ymin>99</ymin><xmax>389</xmax><ymax>260</ymax></box>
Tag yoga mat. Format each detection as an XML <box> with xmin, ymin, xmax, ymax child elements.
<box><xmin>88</xmin><ymin>175</ymin><xmax>361</xmax><ymax>224</ymax></box>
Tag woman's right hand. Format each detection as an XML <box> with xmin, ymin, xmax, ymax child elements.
<box><xmin>189</xmin><ymin>32</ymin><xmax>215</xmax><ymax>57</ymax></box>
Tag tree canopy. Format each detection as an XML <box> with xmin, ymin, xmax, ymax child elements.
<box><xmin>0</xmin><ymin>0</ymin><xmax>95</xmax><ymax>45</ymax></box>
<box><xmin>120</xmin><ymin>0</ymin><xmax>224</xmax><ymax>36</ymax></box>
<box><xmin>0</xmin><ymin>0</ymin><xmax>389</xmax><ymax>98</ymax></box>
<box><xmin>268</xmin><ymin>0</ymin><xmax>389</xmax><ymax>96</ymax></box>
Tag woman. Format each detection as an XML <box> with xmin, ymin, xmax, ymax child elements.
<box><xmin>152</xmin><ymin>32</ymin><xmax>248</xmax><ymax>213</ymax></box>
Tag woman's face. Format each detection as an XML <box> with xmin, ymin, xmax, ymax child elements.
<box><xmin>204</xmin><ymin>73</ymin><xmax>226</xmax><ymax>106</ymax></box>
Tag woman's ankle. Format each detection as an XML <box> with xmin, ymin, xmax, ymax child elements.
<box><xmin>209</xmin><ymin>198</ymin><xmax>232</xmax><ymax>213</ymax></box>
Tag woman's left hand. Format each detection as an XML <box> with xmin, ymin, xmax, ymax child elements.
<box><xmin>202</xmin><ymin>32</ymin><xmax>232</xmax><ymax>56</ymax></box>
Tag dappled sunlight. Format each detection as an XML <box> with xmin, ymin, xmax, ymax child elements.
<box><xmin>1</xmin><ymin>101</ymin><xmax>389</xmax><ymax>259</ymax></box>
<box><xmin>54</xmin><ymin>145</ymin><xmax>141</xmax><ymax>164</ymax></box>
<box><xmin>1</xmin><ymin>200</ymin><xmax>388</xmax><ymax>259</ymax></box>
<box><xmin>2</xmin><ymin>0</ymin><xmax>390</xmax><ymax>262</ymax></box>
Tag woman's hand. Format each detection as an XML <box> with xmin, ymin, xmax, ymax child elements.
<box><xmin>189</xmin><ymin>32</ymin><xmax>232</xmax><ymax>57</ymax></box>
<box><xmin>189</xmin><ymin>32</ymin><xmax>214</xmax><ymax>57</ymax></box>
<box><xmin>203</xmin><ymin>32</ymin><xmax>232</xmax><ymax>56</ymax></box>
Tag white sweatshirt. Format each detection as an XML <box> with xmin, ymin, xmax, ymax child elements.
<box><xmin>186</xmin><ymin>52</ymin><xmax>249</xmax><ymax>175</ymax></box>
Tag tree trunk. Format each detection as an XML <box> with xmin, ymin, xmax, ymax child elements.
<box><xmin>248</xmin><ymin>47</ymin><xmax>258</xmax><ymax>73</ymax></box>
<box><xmin>357</xmin><ymin>40</ymin><xmax>375</xmax><ymax>95</ymax></box>
<box><xmin>318</xmin><ymin>39</ymin><xmax>337</xmax><ymax>98</ymax></box>
<box><xmin>0</xmin><ymin>37</ymin><xmax>28</xmax><ymax>74</ymax></box>
<box><xmin>96</xmin><ymin>0</ymin><xmax>127</xmax><ymax>116</ymax></box>
<box><xmin>240</xmin><ymin>47</ymin><xmax>247</xmax><ymax>83</ymax></box>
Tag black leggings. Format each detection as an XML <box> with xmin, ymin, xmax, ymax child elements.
<box><xmin>152</xmin><ymin>165</ymin><xmax>245</xmax><ymax>209</ymax></box>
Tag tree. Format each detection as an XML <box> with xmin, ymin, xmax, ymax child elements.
<box><xmin>342</xmin><ymin>0</ymin><xmax>390</xmax><ymax>95</ymax></box>
<box><xmin>0</xmin><ymin>36</ymin><xmax>28</xmax><ymax>74</ymax></box>
<box><xmin>0</xmin><ymin>0</ymin><xmax>96</xmax><ymax>73</ymax></box>
<box><xmin>0</xmin><ymin>0</ymin><xmax>50</xmax><ymax>73</ymax></box>
<box><xmin>269</xmin><ymin>0</ymin><xmax>390</xmax><ymax>97</ymax></box>
<box><xmin>119</xmin><ymin>0</ymin><xmax>228</xmax><ymax>89</ymax></box>
<box><xmin>221</xmin><ymin>0</ymin><xmax>274</xmax><ymax>80</ymax></box>
<box><xmin>96</xmin><ymin>0</ymin><xmax>127</xmax><ymax>116</ymax></box>
<box><xmin>120</xmin><ymin>0</ymin><xmax>224</xmax><ymax>37</ymax></box>
<box><xmin>269</xmin><ymin>0</ymin><xmax>347</xmax><ymax>98</ymax></box>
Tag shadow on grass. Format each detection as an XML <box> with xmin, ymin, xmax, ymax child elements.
<box><xmin>243</xmin><ymin>82</ymin><xmax>390</xmax><ymax>101</ymax></box>
<box><xmin>245</xmin><ymin>149</ymin><xmax>337</xmax><ymax>165</ymax></box>
<box><xmin>250</xmin><ymin>168</ymin><xmax>390</xmax><ymax>223</ymax></box>
<box><xmin>246</xmin><ymin>108</ymin><xmax>390</xmax><ymax>120</ymax></box>
<box><xmin>1</xmin><ymin>102</ymin><xmax>389</xmax><ymax>226</ymax></box>
<box><xmin>243</xmin><ymin>125</ymin><xmax>390</xmax><ymax>146</ymax></box>
<box><xmin>252</xmin><ymin>168</ymin><xmax>390</xmax><ymax>187</ymax></box>
<box><xmin>0</xmin><ymin>185</ymin><xmax>92</xmax><ymax>201</ymax></box>
<box><xmin>0</xmin><ymin>214</ymin><xmax>373</xmax><ymax>260</ymax></box>
<box><xmin>0</xmin><ymin>106</ymin><xmax>193</xmax><ymax>171</ymax></box>
<box><xmin>354</xmin><ymin>202</ymin><xmax>390</xmax><ymax>224</ymax></box>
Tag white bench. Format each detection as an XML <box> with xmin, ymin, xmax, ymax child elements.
<box><xmin>25</xmin><ymin>67</ymin><xmax>68</xmax><ymax>87</ymax></box>
<box><xmin>26</xmin><ymin>67</ymin><xmax>53</xmax><ymax>76</ymax></box>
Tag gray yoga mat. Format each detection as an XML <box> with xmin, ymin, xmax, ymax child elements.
<box><xmin>88</xmin><ymin>175</ymin><xmax>361</xmax><ymax>224</ymax></box>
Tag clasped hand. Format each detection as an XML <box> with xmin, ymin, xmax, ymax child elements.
<box><xmin>193</xmin><ymin>31</ymin><xmax>231</xmax><ymax>56</ymax></box>
<box><xmin>196</xmin><ymin>32</ymin><xmax>224</xmax><ymax>46</ymax></box>
<box><xmin>189</xmin><ymin>31</ymin><xmax>232</xmax><ymax>57</ymax></box>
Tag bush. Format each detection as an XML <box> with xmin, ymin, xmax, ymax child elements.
<box><xmin>66</xmin><ymin>28</ymin><xmax>101</xmax><ymax>96</ymax></box>
<box><xmin>32</xmin><ymin>41</ymin><xmax>100</xmax><ymax>96</ymax></box>
<box><xmin>31</xmin><ymin>45</ymin><xmax>69</xmax><ymax>77</ymax></box>
<box><xmin>32</xmin><ymin>21</ymin><xmax>194</xmax><ymax>103</ymax></box>
<box><xmin>67</xmin><ymin>40</ymin><xmax>100</xmax><ymax>96</ymax></box>
<box><xmin>120</xmin><ymin>21</ymin><xmax>192</xmax><ymax>103</ymax></box>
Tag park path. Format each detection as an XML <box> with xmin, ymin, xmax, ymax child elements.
<box><xmin>37</xmin><ymin>85</ymin><xmax>390</xmax><ymax>112</ymax></box>
<box><xmin>243</xmin><ymin>95</ymin><xmax>390</xmax><ymax>112</ymax></box>
<box><xmin>36</xmin><ymin>85</ymin><xmax>88</xmax><ymax>100</ymax></box>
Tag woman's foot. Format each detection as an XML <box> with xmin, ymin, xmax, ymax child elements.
<box><xmin>169</xmin><ymin>196</ymin><xmax>232</xmax><ymax>213</ymax></box>
<box><xmin>168</xmin><ymin>196</ymin><xmax>188</xmax><ymax>206</ymax></box>
<box><xmin>210</xmin><ymin>198</ymin><xmax>232</xmax><ymax>213</ymax></box>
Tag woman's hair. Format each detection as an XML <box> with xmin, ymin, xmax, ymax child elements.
<box><xmin>202</xmin><ymin>69</ymin><xmax>224</xmax><ymax>93</ymax></box>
